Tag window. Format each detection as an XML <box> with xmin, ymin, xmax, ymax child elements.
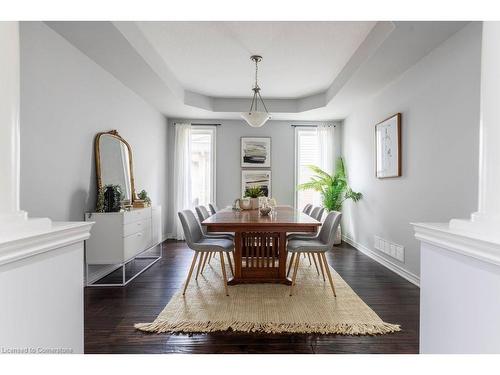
<box><xmin>295</xmin><ymin>127</ymin><xmax>322</xmax><ymax>210</ymax></box>
<box><xmin>190</xmin><ymin>126</ymin><xmax>216</xmax><ymax>207</ymax></box>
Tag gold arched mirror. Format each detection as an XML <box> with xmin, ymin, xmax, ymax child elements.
<box><xmin>95</xmin><ymin>130</ymin><xmax>137</xmax><ymax>203</ymax></box>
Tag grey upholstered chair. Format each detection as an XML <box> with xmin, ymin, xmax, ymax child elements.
<box><xmin>286</xmin><ymin>211</ymin><xmax>342</xmax><ymax>296</ymax></box>
<box><xmin>311</xmin><ymin>206</ymin><xmax>325</xmax><ymax>221</ymax></box>
<box><xmin>195</xmin><ymin>205</ymin><xmax>235</xmax><ymax>239</ymax></box>
<box><xmin>194</xmin><ymin>205</ymin><xmax>235</xmax><ymax>276</ymax></box>
<box><xmin>309</xmin><ymin>206</ymin><xmax>321</xmax><ymax>220</ymax></box>
<box><xmin>289</xmin><ymin>206</ymin><xmax>324</xmax><ymax>240</ymax></box>
<box><xmin>208</xmin><ymin>203</ymin><xmax>218</xmax><ymax>215</ymax></box>
<box><xmin>303</xmin><ymin>204</ymin><xmax>313</xmax><ymax>215</ymax></box>
<box><xmin>178</xmin><ymin>210</ymin><xmax>234</xmax><ymax>296</ymax></box>
<box><xmin>289</xmin><ymin>206</ymin><xmax>325</xmax><ymax>267</ymax></box>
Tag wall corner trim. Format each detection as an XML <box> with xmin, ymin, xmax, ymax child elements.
<box><xmin>342</xmin><ymin>235</ymin><xmax>420</xmax><ymax>287</ymax></box>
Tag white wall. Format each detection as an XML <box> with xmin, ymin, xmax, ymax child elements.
<box><xmin>341</xmin><ymin>22</ymin><xmax>482</xmax><ymax>278</ymax></box>
<box><xmin>19</xmin><ymin>22</ymin><xmax>169</xmax><ymax>237</ymax></box>
<box><xmin>165</xmin><ymin>119</ymin><xmax>340</xmax><ymax>234</ymax></box>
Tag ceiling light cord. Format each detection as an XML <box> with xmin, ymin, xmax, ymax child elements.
<box><xmin>254</xmin><ymin>57</ymin><xmax>259</xmax><ymax>89</ymax></box>
<box><xmin>247</xmin><ymin>56</ymin><xmax>268</xmax><ymax>113</ymax></box>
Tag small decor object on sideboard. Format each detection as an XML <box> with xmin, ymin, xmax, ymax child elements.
<box><xmin>241</xmin><ymin>137</ymin><xmax>271</xmax><ymax>168</ymax></box>
<box><xmin>375</xmin><ymin>113</ymin><xmax>402</xmax><ymax>178</ymax></box>
<box><xmin>97</xmin><ymin>184</ymin><xmax>123</xmax><ymax>213</ymax></box>
<box><xmin>138</xmin><ymin>190</ymin><xmax>152</xmax><ymax>205</ymax></box>
<box><xmin>134</xmin><ymin>189</ymin><xmax>152</xmax><ymax>208</ymax></box>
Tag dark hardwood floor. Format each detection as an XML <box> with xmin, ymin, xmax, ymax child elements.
<box><xmin>85</xmin><ymin>241</ymin><xmax>419</xmax><ymax>354</ymax></box>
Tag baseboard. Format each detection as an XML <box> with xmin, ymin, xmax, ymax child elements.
<box><xmin>162</xmin><ymin>232</ymin><xmax>174</xmax><ymax>242</ymax></box>
<box><xmin>342</xmin><ymin>235</ymin><xmax>420</xmax><ymax>287</ymax></box>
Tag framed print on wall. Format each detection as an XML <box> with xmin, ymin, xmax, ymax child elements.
<box><xmin>241</xmin><ymin>169</ymin><xmax>272</xmax><ymax>197</ymax></box>
<box><xmin>241</xmin><ymin>137</ymin><xmax>271</xmax><ymax>168</ymax></box>
<box><xmin>375</xmin><ymin>113</ymin><xmax>402</xmax><ymax>178</ymax></box>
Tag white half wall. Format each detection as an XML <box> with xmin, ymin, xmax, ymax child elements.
<box><xmin>19</xmin><ymin>22</ymin><xmax>169</xmax><ymax>237</ymax></box>
<box><xmin>341</xmin><ymin>22</ymin><xmax>482</xmax><ymax>277</ymax></box>
<box><xmin>419</xmin><ymin>239</ymin><xmax>500</xmax><ymax>353</ymax></box>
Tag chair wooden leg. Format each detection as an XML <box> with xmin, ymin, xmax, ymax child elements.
<box><xmin>307</xmin><ymin>252</ymin><xmax>312</xmax><ymax>265</ymax></box>
<box><xmin>196</xmin><ymin>252</ymin><xmax>207</xmax><ymax>280</ymax></box>
<box><xmin>287</xmin><ymin>252</ymin><xmax>296</xmax><ymax>277</ymax></box>
<box><xmin>208</xmin><ymin>252</ymin><xmax>213</xmax><ymax>263</ymax></box>
<box><xmin>321</xmin><ymin>253</ymin><xmax>336</xmax><ymax>297</ymax></box>
<box><xmin>317</xmin><ymin>253</ymin><xmax>326</xmax><ymax>281</ymax></box>
<box><xmin>226</xmin><ymin>252</ymin><xmax>234</xmax><ymax>277</ymax></box>
<box><xmin>200</xmin><ymin>251</ymin><xmax>210</xmax><ymax>275</ymax></box>
<box><xmin>219</xmin><ymin>251</ymin><xmax>229</xmax><ymax>296</ymax></box>
<box><xmin>289</xmin><ymin>252</ymin><xmax>301</xmax><ymax>296</ymax></box>
<box><xmin>310</xmin><ymin>251</ymin><xmax>320</xmax><ymax>275</ymax></box>
<box><xmin>183</xmin><ymin>252</ymin><xmax>199</xmax><ymax>296</ymax></box>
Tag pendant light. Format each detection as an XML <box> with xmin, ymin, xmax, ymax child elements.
<box><xmin>241</xmin><ymin>55</ymin><xmax>271</xmax><ymax>127</ymax></box>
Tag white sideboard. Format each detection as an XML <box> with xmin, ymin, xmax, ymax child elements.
<box><xmin>85</xmin><ymin>206</ymin><xmax>162</xmax><ymax>286</ymax></box>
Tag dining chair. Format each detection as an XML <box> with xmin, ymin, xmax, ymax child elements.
<box><xmin>288</xmin><ymin>205</ymin><xmax>329</xmax><ymax>270</ymax></box>
<box><xmin>309</xmin><ymin>206</ymin><xmax>321</xmax><ymax>220</ymax></box>
<box><xmin>286</xmin><ymin>211</ymin><xmax>342</xmax><ymax>297</ymax></box>
<box><xmin>178</xmin><ymin>210</ymin><xmax>234</xmax><ymax>296</ymax></box>
<box><xmin>208</xmin><ymin>203</ymin><xmax>218</xmax><ymax>215</ymax></box>
<box><xmin>288</xmin><ymin>204</ymin><xmax>317</xmax><ymax>241</ymax></box>
<box><xmin>195</xmin><ymin>206</ymin><xmax>235</xmax><ymax>239</ymax></box>
<box><xmin>291</xmin><ymin>206</ymin><xmax>325</xmax><ymax>267</ymax></box>
<box><xmin>195</xmin><ymin>205</ymin><xmax>235</xmax><ymax>275</ymax></box>
<box><xmin>311</xmin><ymin>207</ymin><xmax>325</xmax><ymax>221</ymax></box>
<box><xmin>303</xmin><ymin>204</ymin><xmax>313</xmax><ymax>215</ymax></box>
<box><xmin>289</xmin><ymin>206</ymin><xmax>324</xmax><ymax>242</ymax></box>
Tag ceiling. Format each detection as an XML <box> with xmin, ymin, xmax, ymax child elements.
<box><xmin>46</xmin><ymin>21</ymin><xmax>470</xmax><ymax>121</ymax></box>
<box><xmin>136</xmin><ymin>21</ymin><xmax>376</xmax><ymax>98</ymax></box>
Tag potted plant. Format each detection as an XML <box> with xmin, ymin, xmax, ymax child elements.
<box><xmin>136</xmin><ymin>189</ymin><xmax>152</xmax><ymax>208</ymax></box>
<box><xmin>244</xmin><ymin>186</ymin><xmax>264</xmax><ymax>209</ymax></box>
<box><xmin>96</xmin><ymin>184</ymin><xmax>124</xmax><ymax>213</ymax></box>
<box><xmin>298</xmin><ymin>157</ymin><xmax>362</xmax><ymax>244</ymax></box>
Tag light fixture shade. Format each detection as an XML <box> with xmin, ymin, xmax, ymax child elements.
<box><xmin>241</xmin><ymin>111</ymin><xmax>271</xmax><ymax>128</ymax></box>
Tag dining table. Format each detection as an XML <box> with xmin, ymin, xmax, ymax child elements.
<box><xmin>202</xmin><ymin>206</ymin><xmax>321</xmax><ymax>285</ymax></box>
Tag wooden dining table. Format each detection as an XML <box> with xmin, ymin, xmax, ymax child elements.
<box><xmin>202</xmin><ymin>206</ymin><xmax>321</xmax><ymax>285</ymax></box>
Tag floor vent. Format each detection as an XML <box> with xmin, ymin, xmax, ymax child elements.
<box><xmin>374</xmin><ymin>235</ymin><xmax>404</xmax><ymax>262</ymax></box>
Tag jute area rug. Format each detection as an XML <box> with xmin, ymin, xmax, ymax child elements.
<box><xmin>135</xmin><ymin>255</ymin><xmax>401</xmax><ymax>335</ymax></box>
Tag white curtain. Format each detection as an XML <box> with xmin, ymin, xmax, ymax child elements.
<box><xmin>317</xmin><ymin>124</ymin><xmax>336</xmax><ymax>176</ymax></box>
<box><xmin>173</xmin><ymin>123</ymin><xmax>192</xmax><ymax>240</ymax></box>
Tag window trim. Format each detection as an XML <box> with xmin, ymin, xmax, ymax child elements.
<box><xmin>191</xmin><ymin>125</ymin><xmax>217</xmax><ymax>206</ymax></box>
<box><xmin>294</xmin><ymin>126</ymin><xmax>318</xmax><ymax>210</ymax></box>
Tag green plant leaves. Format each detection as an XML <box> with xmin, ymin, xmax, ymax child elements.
<box><xmin>297</xmin><ymin>157</ymin><xmax>361</xmax><ymax>212</ymax></box>
<box><xmin>244</xmin><ymin>186</ymin><xmax>264</xmax><ymax>198</ymax></box>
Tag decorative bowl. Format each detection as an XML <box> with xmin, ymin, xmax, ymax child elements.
<box><xmin>259</xmin><ymin>206</ymin><xmax>272</xmax><ymax>216</ymax></box>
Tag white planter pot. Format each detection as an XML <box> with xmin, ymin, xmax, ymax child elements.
<box><xmin>334</xmin><ymin>225</ymin><xmax>342</xmax><ymax>245</ymax></box>
<box><xmin>250</xmin><ymin>198</ymin><xmax>259</xmax><ymax>210</ymax></box>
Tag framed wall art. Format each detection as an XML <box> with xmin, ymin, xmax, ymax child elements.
<box><xmin>241</xmin><ymin>137</ymin><xmax>271</xmax><ymax>168</ymax></box>
<box><xmin>375</xmin><ymin>113</ymin><xmax>402</xmax><ymax>178</ymax></box>
<box><xmin>241</xmin><ymin>169</ymin><xmax>272</xmax><ymax>197</ymax></box>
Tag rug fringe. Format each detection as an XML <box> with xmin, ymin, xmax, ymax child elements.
<box><xmin>134</xmin><ymin>320</ymin><xmax>401</xmax><ymax>336</ymax></box>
